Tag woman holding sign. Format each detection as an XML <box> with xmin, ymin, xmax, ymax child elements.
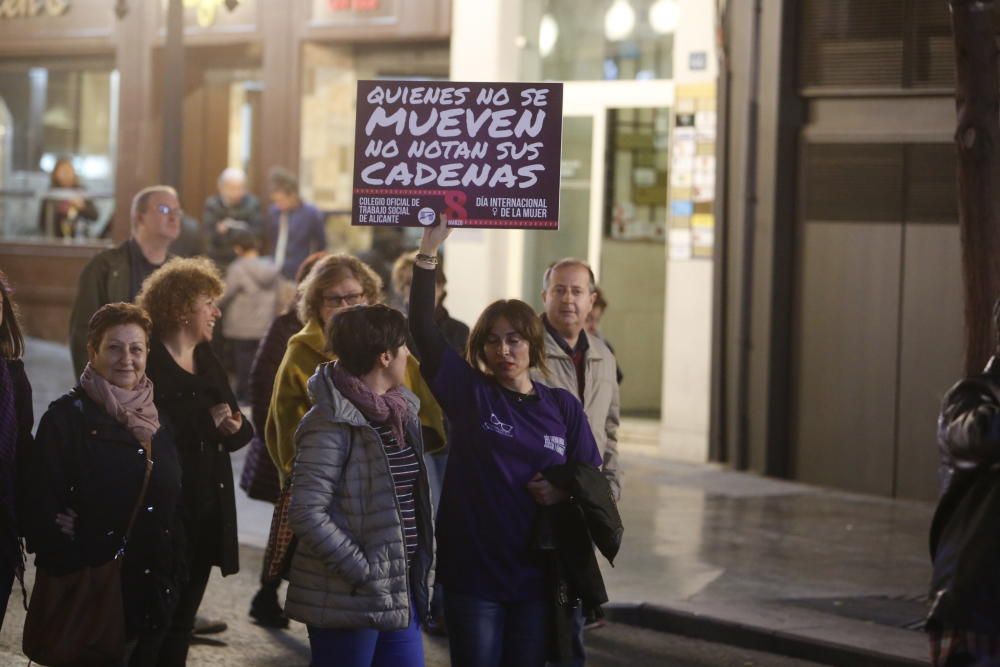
<box><xmin>408</xmin><ymin>218</ymin><xmax>603</xmax><ymax>667</ymax></box>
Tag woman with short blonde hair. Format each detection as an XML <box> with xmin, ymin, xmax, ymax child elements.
<box><xmin>267</xmin><ymin>254</ymin><xmax>445</xmax><ymax>486</ymax></box>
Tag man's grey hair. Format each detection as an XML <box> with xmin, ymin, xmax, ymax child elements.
<box><xmin>130</xmin><ymin>185</ymin><xmax>178</xmax><ymax>226</ymax></box>
<box><xmin>218</xmin><ymin>167</ymin><xmax>246</xmax><ymax>187</ymax></box>
<box><xmin>542</xmin><ymin>258</ymin><xmax>597</xmax><ymax>292</ymax></box>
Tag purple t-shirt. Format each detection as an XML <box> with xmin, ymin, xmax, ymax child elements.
<box><xmin>429</xmin><ymin>345</ymin><xmax>602</xmax><ymax>603</ymax></box>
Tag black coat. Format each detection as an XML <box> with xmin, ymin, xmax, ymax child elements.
<box><xmin>23</xmin><ymin>389</ymin><xmax>185</xmax><ymax>638</ymax></box>
<box><xmin>3</xmin><ymin>359</ymin><xmax>32</xmax><ymax>572</ymax></box>
<box><xmin>146</xmin><ymin>339</ymin><xmax>252</xmax><ymax>575</ymax></box>
<box><xmin>536</xmin><ymin>463</ymin><xmax>624</xmax><ymax>663</ymax></box>
<box><xmin>239</xmin><ymin>310</ymin><xmax>302</xmax><ymax>503</ymax></box>
<box><xmin>928</xmin><ymin>359</ymin><xmax>1000</xmax><ymax>633</ymax></box>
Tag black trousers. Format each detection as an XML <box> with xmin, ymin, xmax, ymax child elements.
<box><xmin>155</xmin><ymin>534</ymin><xmax>215</xmax><ymax>667</ymax></box>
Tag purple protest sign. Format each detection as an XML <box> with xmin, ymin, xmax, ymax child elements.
<box><xmin>352</xmin><ymin>80</ymin><xmax>563</xmax><ymax>230</ymax></box>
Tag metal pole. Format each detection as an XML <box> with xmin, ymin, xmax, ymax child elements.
<box><xmin>735</xmin><ymin>0</ymin><xmax>762</xmax><ymax>470</ymax></box>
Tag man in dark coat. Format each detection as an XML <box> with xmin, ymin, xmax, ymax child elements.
<box><xmin>68</xmin><ymin>186</ymin><xmax>181</xmax><ymax>376</ymax></box>
<box><xmin>201</xmin><ymin>168</ymin><xmax>263</xmax><ymax>270</ymax></box>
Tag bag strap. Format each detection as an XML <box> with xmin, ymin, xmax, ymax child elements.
<box><xmin>117</xmin><ymin>441</ymin><xmax>153</xmax><ymax>559</ymax></box>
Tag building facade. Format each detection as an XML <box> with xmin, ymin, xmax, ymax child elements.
<box><xmin>715</xmin><ymin>0</ymin><xmax>964</xmax><ymax>501</ymax></box>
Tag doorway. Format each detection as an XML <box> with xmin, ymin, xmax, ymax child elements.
<box><xmin>523</xmin><ymin>80</ymin><xmax>673</xmax><ymax>417</ymax></box>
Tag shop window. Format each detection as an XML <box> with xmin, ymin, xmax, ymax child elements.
<box><xmin>298</xmin><ymin>41</ymin><xmax>449</xmax><ymax>263</ymax></box>
<box><xmin>800</xmin><ymin>0</ymin><xmax>999</xmax><ymax>91</ymax></box>
<box><xmin>606</xmin><ymin>106</ymin><xmax>670</xmax><ymax>241</ymax></box>
<box><xmin>520</xmin><ymin>0</ymin><xmax>675</xmax><ymax>82</ymax></box>
<box><xmin>802</xmin><ymin>142</ymin><xmax>957</xmax><ymax>224</ymax></box>
<box><xmin>0</xmin><ymin>59</ymin><xmax>117</xmax><ymax>241</ymax></box>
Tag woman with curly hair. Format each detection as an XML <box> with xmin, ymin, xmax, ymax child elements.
<box><xmin>0</xmin><ymin>270</ymin><xmax>31</xmax><ymax>632</ymax></box>
<box><xmin>265</xmin><ymin>254</ymin><xmax>445</xmax><ymax>485</ymax></box>
<box><xmin>137</xmin><ymin>257</ymin><xmax>252</xmax><ymax>667</ymax></box>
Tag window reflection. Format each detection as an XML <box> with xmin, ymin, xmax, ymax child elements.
<box><xmin>0</xmin><ymin>60</ymin><xmax>117</xmax><ymax>241</ymax></box>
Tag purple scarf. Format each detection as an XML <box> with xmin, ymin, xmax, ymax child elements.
<box><xmin>329</xmin><ymin>361</ymin><xmax>410</xmax><ymax>447</ymax></box>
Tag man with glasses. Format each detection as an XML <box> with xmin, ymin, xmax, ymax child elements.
<box><xmin>68</xmin><ymin>185</ymin><xmax>183</xmax><ymax>376</ymax></box>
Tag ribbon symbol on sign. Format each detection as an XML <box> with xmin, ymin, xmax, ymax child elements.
<box><xmin>444</xmin><ymin>191</ymin><xmax>468</xmax><ymax>221</ymax></box>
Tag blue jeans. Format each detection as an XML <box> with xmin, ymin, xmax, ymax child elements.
<box><xmin>444</xmin><ymin>591</ymin><xmax>548</xmax><ymax>667</ymax></box>
<box><xmin>307</xmin><ymin>607</ymin><xmax>424</xmax><ymax>667</ymax></box>
<box><xmin>423</xmin><ymin>450</ymin><xmax>448</xmax><ymax>618</ymax></box>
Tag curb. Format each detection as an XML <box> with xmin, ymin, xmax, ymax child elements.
<box><xmin>604</xmin><ymin>602</ymin><xmax>928</xmax><ymax>667</ymax></box>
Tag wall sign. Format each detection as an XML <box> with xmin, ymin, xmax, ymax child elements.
<box><xmin>352</xmin><ymin>80</ymin><xmax>564</xmax><ymax>230</ymax></box>
<box><xmin>328</xmin><ymin>0</ymin><xmax>378</xmax><ymax>10</ymax></box>
<box><xmin>0</xmin><ymin>0</ymin><xmax>69</xmax><ymax>18</ymax></box>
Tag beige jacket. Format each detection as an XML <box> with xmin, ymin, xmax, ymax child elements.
<box><xmin>532</xmin><ymin>329</ymin><xmax>622</xmax><ymax>500</ymax></box>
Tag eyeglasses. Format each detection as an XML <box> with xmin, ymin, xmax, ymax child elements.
<box><xmin>322</xmin><ymin>292</ymin><xmax>366</xmax><ymax>308</ymax></box>
<box><xmin>154</xmin><ymin>204</ymin><xmax>184</xmax><ymax>219</ymax></box>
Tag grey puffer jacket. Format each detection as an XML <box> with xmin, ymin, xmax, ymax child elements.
<box><xmin>285</xmin><ymin>362</ymin><xmax>435</xmax><ymax>630</ymax></box>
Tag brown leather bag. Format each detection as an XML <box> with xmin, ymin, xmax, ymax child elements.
<box><xmin>22</xmin><ymin>443</ymin><xmax>154</xmax><ymax>667</ymax></box>
<box><xmin>262</xmin><ymin>477</ymin><xmax>297</xmax><ymax>584</ymax></box>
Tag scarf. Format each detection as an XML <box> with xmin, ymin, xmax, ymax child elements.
<box><xmin>80</xmin><ymin>363</ymin><xmax>160</xmax><ymax>445</ymax></box>
<box><xmin>329</xmin><ymin>361</ymin><xmax>409</xmax><ymax>448</ymax></box>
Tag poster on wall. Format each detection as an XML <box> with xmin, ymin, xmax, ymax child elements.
<box><xmin>352</xmin><ymin>80</ymin><xmax>563</xmax><ymax>229</ymax></box>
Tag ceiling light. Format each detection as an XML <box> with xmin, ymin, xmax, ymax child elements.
<box><xmin>604</xmin><ymin>0</ymin><xmax>635</xmax><ymax>41</ymax></box>
<box><xmin>649</xmin><ymin>0</ymin><xmax>680</xmax><ymax>34</ymax></box>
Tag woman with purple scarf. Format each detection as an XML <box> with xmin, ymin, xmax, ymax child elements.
<box><xmin>22</xmin><ymin>303</ymin><xmax>184</xmax><ymax>666</ymax></box>
<box><xmin>284</xmin><ymin>304</ymin><xmax>434</xmax><ymax>667</ymax></box>
<box><xmin>0</xmin><ymin>270</ymin><xmax>32</xmax><ymax>632</ymax></box>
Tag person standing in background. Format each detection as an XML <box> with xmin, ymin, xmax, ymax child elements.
<box><xmin>37</xmin><ymin>157</ymin><xmax>99</xmax><ymax>239</ymax></box>
<box><xmin>202</xmin><ymin>168</ymin><xmax>263</xmax><ymax>271</ymax></box>
<box><xmin>68</xmin><ymin>186</ymin><xmax>181</xmax><ymax>377</ymax></box>
<box><xmin>535</xmin><ymin>259</ymin><xmax>623</xmax><ymax>667</ymax></box>
<box><xmin>266</xmin><ymin>167</ymin><xmax>327</xmax><ymax>281</ymax></box>
<box><xmin>218</xmin><ymin>230</ymin><xmax>283</xmax><ymax>404</ymax></box>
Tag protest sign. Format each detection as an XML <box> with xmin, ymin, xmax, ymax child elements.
<box><xmin>352</xmin><ymin>80</ymin><xmax>563</xmax><ymax>229</ymax></box>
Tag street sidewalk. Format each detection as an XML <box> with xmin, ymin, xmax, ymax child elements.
<box><xmin>9</xmin><ymin>338</ymin><xmax>933</xmax><ymax>666</ymax></box>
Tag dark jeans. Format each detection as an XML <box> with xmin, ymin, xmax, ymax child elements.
<box><xmin>444</xmin><ymin>590</ymin><xmax>548</xmax><ymax>667</ymax></box>
<box><xmin>0</xmin><ymin>562</ymin><xmax>12</xmax><ymax>633</ymax></box>
<box><xmin>307</xmin><ymin>603</ymin><xmax>424</xmax><ymax>667</ymax></box>
<box><xmin>155</xmin><ymin>538</ymin><xmax>214</xmax><ymax>667</ymax></box>
<box><xmin>231</xmin><ymin>338</ymin><xmax>260</xmax><ymax>403</ymax></box>
<box><xmin>548</xmin><ymin>606</ymin><xmax>585</xmax><ymax>667</ymax></box>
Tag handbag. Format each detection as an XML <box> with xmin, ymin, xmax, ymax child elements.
<box><xmin>262</xmin><ymin>477</ymin><xmax>297</xmax><ymax>584</ymax></box>
<box><xmin>239</xmin><ymin>435</ymin><xmax>282</xmax><ymax>504</ymax></box>
<box><xmin>22</xmin><ymin>443</ymin><xmax>154</xmax><ymax>667</ymax></box>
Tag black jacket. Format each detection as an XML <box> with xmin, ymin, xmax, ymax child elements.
<box><xmin>3</xmin><ymin>359</ymin><xmax>32</xmax><ymax>572</ymax></box>
<box><xmin>928</xmin><ymin>357</ymin><xmax>1000</xmax><ymax>634</ymax></box>
<box><xmin>23</xmin><ymin>389</ymin><xmax>185</xmax><ymax>637</ymax></box>
<box><xmin>146</xmin><ymin>339</ymin><xmax>252</xmax><ymax>575</ymax></box>
<box><xmin>536</xmin><ymin>462</ymin><xmax>623</xmax><ymax>663</ymax></box>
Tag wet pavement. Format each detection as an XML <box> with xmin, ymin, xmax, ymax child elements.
<box><xmin>2</xmin><ymin>339</ymin><xmax>935</xmax><ymax>665</ymax></box>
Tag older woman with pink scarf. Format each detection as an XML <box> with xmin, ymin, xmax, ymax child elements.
<box><xmin>23</xmin><ymin>303</ymin><xmax>184</xmax><ymax>667</ymax></box>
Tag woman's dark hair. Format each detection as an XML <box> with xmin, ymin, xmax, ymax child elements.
<box><xmin>468</xmin><ymin>299</ymin><xmax>548</xmax><ymax>376</ymax></box>
<box><xmin>87</xmin><ymin>303</ymin><xmax>153</xmax><ymax>352</ymax></box>
<box><xmin>0</xmin><ymin>270</ymin><xmax>25</xmax><ymax>360</ymax></box>
<box><xmin>50</xmin><ymin>156</ymin><xmax>81</xmax><ymax>189</ymax></box>
<box><xmin>325</xmin><ymin>304</ymin><xmax>407</xmax><ymax>377</ymax></box>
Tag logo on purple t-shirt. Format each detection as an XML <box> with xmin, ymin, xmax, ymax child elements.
<box><xmin>482</xmin><ymin>412</ymin><xmax>514</xmax><ymax>437</ymax></box>
<box><xmin>543</xmin><ymin>435</ymin><xmax>567</xmax><ymax>456</ymax></box>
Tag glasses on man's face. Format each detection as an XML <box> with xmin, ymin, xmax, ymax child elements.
<box><xmin>323</xmin><ymin>292</ymin><xmax>366</xmax><ymax>308</ymax></box>
<box><xmin>154</xmin><ymin>204</ymin><xmax>184</xmax><ymax>219</ymax></box>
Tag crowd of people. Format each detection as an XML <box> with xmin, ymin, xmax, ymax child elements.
<box><xmin>0</xmin><ymin>168</ymin><xmax>626</xmax><ymax>667</ymax></box>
